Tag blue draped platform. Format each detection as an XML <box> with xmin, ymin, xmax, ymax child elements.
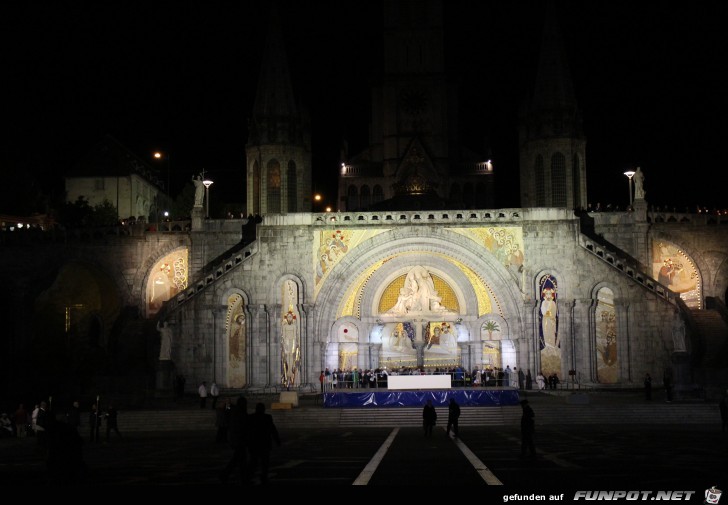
<box><xmin>322</xmin><ymin>388</ymin><xmax>521</xmax><ymax>408</ymax></box>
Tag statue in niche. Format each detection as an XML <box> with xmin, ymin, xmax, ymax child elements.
<box><xmin>156</xmin><ymin>321</ymin><xmax>173</xmax><ymax>361</ymax></box>
<box><xmin>281</xmin><ymin>308</ymin><xmax>300</xmax><ymax>386</ymax></box>
<box><xmin>671</xmin><ymin>310</ymin><xmax>686</xmax><ymax>352</ymax></box>
<box><xmin>384</xmin><ymin>266</ymin><xmax>453</xmax><ymax>316</ymax></box>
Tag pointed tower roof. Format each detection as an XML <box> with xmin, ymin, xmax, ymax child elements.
<box><xmin>248</xmin><ymin>2</ymin><xmax>299</xmax><ymax>144</ymax></box>
<box><xmin>521</xmin><ymin>3</ymin><xmax>584</xmax><ymax>141</ymax></box>
<box><xmin>531</xmin><ymin>5</ymin><xmax>578</xmax><ymax>112</ymax></box>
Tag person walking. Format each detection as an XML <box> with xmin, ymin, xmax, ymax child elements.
<box><xmin>198</xmin><ymin>381</ymin><xmax>208</xmax><ymax>409</ymax></box>
<box><xmin>105</xmin><ymin>404</ymin><xmax>122</xmax><ymax>441</ymax></box>
<box><xmin>220</xmin><ymin>396</ymin><xmax>249</xmax><ymax>484</ymax></box>
<box><xmin>247</xmin><ymin>402</ymin><xmax>281</xmax><ymax>485</ymax></box>
<box><xmin>422</xmin><ymin>399</ymin><xmax>437</xmax><ymax>436</ymax></box>
<box><xmin>446</xmin><ymin>398</ymin><xmax>461</xmax><ymax>437</ymax></box>
<box><xmin>644</xmin><ymin>373</ymin><xmax>652</xmax><ymax>401</ymax></box>
<box><xmin>210</xmin><ymin>381</ymin><xmax>220</xmax><ymax>410</ymax></box>
<box><xmin>520</xmin><ymin>399</ymin><xmax>536</xmax><ymax>458</ymax></box>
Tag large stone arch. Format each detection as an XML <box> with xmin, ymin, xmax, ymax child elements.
<box><xmin>137</xmin><ymin>243</ymin><xmax>190</xmax><ymax>318</ymax></box>
<box><xmin>648</xmin><ymin>232</ymin><xmax>703</xmax><ymax>308</ymax></box>
<box><xmin>311</xmin><ymin>227</ymin><xmax>526</xmax><ymax>371</ymax></box>
<box><xmin>218</xmin><ymin>287</ymin><xmax>251</xmax><ymax>388</ymax></box>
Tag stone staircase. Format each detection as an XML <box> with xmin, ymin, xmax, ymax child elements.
<box><xmin>115</xmin><ymin>396</ymin><xmax>721</xmax><ymax>432</ymax></box>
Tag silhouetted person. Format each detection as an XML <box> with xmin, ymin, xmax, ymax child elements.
<box><xmin>247</xmin><ymin>402</ymin><xmax>280</xmax><ymax>485</ymax></box>
<box><xmin>446</xmin><ymin>398</ymin><xmax>461</xmax><ymax>437</ymax></box>
<box><xmin>220</xmin><ymin>396</ymin><xmax>249</xmax><ymax>484</ymax></box>
<box><xmin>422</xmin><ymin>400</ymin><xmax>436</xmax><ymax>436</ymax></box>
<box><xmin>105</xmin><ymin>404</ymin><xmax>121</xmax><ymax>441</ymax></box>
<box><xmin>520</xmin><ymin>399</ymin><xmax>536</xmax><ymax>458</ymax></box>
<box><xmin>644</xmin><ymin>373</ymin><xmax>652</xmax><ymax>401</ymax></box>
<box><xmin>719</xmin><ymin>393</ymin><xmax>727</xmax><ymax>433</ymax></box>
<box><xmin>663</xmin><ymin>368</ymin><xmax>673</xmax><ymax>403</ymax></box>
<box><xmin>46</xmin><ymin>415</ymin><xmax>86</xmax><ymax>485</ymax></box>
<box><xmin>525</xmin><ymin>369</ymin><xmax>533</xmax><ymax>390</ymax></box>
<box><xmin>89</xmin><ymin>404</ymin><xmax>102</xmax><ymax>443</ymax></box>
<box><xmin>66</xmin><ymin>401</ymin><xmax>81</xmax><ymax>433</ymax></box>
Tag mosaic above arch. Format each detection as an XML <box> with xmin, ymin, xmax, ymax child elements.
<box><xmin>334</xmin><ymin>252</ymin><xmax>499</xmax><ymax>319</ymax></box>
<box><xmin>651</xmin><ymin>240</ymin><xmax>701</xmax><ymax>308</ymax></box>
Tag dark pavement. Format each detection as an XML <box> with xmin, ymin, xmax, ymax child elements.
<box><xmin>1</xmin><ymin>418</ymin><xmax>726</xmax><ymax>499</ymax></box>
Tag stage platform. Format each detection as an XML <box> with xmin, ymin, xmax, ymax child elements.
<box><xmin>322</xmin><ymin>388</ymin><xmax>520</xmax><ymax>408</ymax></box>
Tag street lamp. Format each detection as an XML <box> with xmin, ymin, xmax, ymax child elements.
<box><xmin>203</xmin><ymin>179</ymin><xmax>213</xmax><ymax>218</ymax></box>
<box><xmin>624</xmin><ymin>170</ymin><xmax>636</xmax><ymax>208</ymax></box>
<box><xmin>153</xmin><ymin>151</ymin><xmax>171</xmax><ymax>201</ymax></box>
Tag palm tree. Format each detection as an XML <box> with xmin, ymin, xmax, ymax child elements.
<box><xmin>482</xmin><ymin>320</ymin><xmax>501</xmax><ymax>339</ymax></box>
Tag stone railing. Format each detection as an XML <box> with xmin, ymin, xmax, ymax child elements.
<box><xmin>157</xmin><ymin>240</ymin><xmax>259</xmax><ymax>321</ymax></box>
<box><xmin>579</xmin><ymin>235</ymin><xmax>676</xmax><ymax>304</ymax></box>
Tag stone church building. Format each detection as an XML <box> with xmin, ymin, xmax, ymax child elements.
<box><xmin>3</xmin><ymin>2</ymin><xmax>727</xmax><ymax>403</ymax></box>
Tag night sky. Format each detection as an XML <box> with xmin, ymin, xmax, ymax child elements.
<box><xmin>5</xmin><ymin>1</ymin><xmax>727</xmax><ymax>215</ymax></box>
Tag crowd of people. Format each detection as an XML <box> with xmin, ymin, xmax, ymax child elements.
<box><xmin>318</xmin><ymin>365</ymin><xmax>561</xmax><ymax>391</ymax></box>
<box><xmin>1</xmin><ymin>396</ymin><xmax>126</xmax><ymax>484</ymax></box>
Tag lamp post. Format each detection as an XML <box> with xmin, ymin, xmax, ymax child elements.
<box><xmin>153</xmin><ymin>151</ymin><xmax>171</xmax><ymax>219</ymax></box>
<box><xmin>203</xmin><ymin>179</ymin><xmax>214</xmax><ymax>218</ymax></box>
<box><xmin>624</xmin><ymin>170</ymin><xmax>636</xmax><ymax>208</ymax></box>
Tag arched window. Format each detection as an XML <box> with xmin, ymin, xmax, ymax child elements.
<box><xmin>551</xmin><ymin>152</ymin><xmax>566</xmax><ymax>207</ymax></box>
<box><xmin>572</xmin><ymin>154</ymin><xmax>582</xmax><ymax>209</ymax></box>
<box><xmin>287</xmin><ymin>161</ymin><xmax>297</xmax><ymax>212</ymax></box>
<box><xmin>347</xmin><ymin>185</ymin><xmax>359</xmax><ymax>211</ymax></box>
<box><xmin>267</xmin><ymin>160</ymin><xmax>281</xmax><ymax>213</ymax></box>
<box><xmin>252</xmin><ymin>161</ymin><xmax>260</xmax><ymax>215</ymax></box>
<box><xmin>360</xmin><ymin>185</ymin><xmax>371</xmax><ymax>210</ymax></box>
<box><xmin>373</xmin><ymin>185</ymin><xmax>384</xmax><ymax>205</ymax></box>
<box><xmin>534</xmin><ymin>155</ymin><xmax>545</xmax><ymax>206</ymax></box>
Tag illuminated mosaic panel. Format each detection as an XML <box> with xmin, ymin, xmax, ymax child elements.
<box><xmin>377</xmin><ymin>274</ymin><xmax>459</xmax><ymax>313</ymax></box>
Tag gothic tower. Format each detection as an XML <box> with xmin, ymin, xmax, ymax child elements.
<box><xmin>337</xmin><ymin>0</ymin><xmax>494</xmax><ymax>212</ymax></box>
<box><xmin>246</xmin><ymin>4</ymin><xmax>312</xmax><ymax>216</ymax></box>
<box><xmin>518</xmin><ymin>5</ymin><xmax>587</xmax><ymax>209</ymax></box>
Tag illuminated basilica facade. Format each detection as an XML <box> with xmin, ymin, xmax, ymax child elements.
<box><xmin>6</xmin><ymin>2</ymin><xmax>727</xmax><ymax>402</ymax></box>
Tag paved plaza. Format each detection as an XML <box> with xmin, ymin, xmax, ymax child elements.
<box><xmin>1</xmin><ymin>409</ymin><xmax>726</xmax><ymax>498</ymax></box>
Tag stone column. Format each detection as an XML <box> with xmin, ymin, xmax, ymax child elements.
<box><xmin>572</xmin><ymin>298</ymin><xmax>593</xmax><ymax>384</ymax></box>
<box><xmin>212</xmin><ymin>305</ymin><xmax>227</xmax><ymax>386</ymax></box>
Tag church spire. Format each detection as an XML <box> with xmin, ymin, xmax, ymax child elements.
<box><xmin>518</xmin><ymin>3</ymin><xmax>587</xmax><ymax>209</ymax></box>
<box><xmin>245</xmin><ymin>1</ymin><xmax>311</xmax><ymax>216</ymax></box>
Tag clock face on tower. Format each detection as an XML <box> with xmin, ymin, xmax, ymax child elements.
<box><xmin>399</xmin><ymin>87</ymin><xmax>428</xmax><ymax>115</ymax></box>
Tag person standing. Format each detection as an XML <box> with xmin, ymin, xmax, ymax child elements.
<box><xmin>719</xmin><ymin>391</ymin><xmax>727</xmax><ymax>433</ymax></box>
<box><xmin>31</xmin><ymin>403</ymin><xmax>40</xmax><ymax>435</ymax></box>
<box><xmin>89</xmin><ymin>404</ymin><xmax>102</xmax><ymax>443</ymax></box>
<box><xmin>35</xmin><ymin>401</ymin><xmax>50</xmax><ymax>450</ymax></box>
<box><xmin>220</xmin><ymin>396</ymin><xmax>249</xmax><ymax>484</ymax></box>
<box><xmin>663</xmin><ymin>368</ymin><xmax>673</xmax><ymax>403</ymax></box>
<box><xmin>422</xmin><ymin>400</ymin><xmax>437</xmax><ymax>437</ymax></box>
<box><xmin>644</xmin><ymin>373</ymin><xmax>652</xmax><ymax>401</ymax></box>
<box><xmin>536</xmin><ymin>372</ymin><xmax>546</xmax><ymax>390</ymax></box>
<box><xmin>105</xmin><ymin>404</ymin><xmax>122</xmax><ymax>441</ymax></box>
<box><xmin>446</xmin><ymin>398</ymin><xmax>461</xmax><ymax>437</ymax></box>
<box><xmin>247</xmin><ymin>402</ymin><xmax>281</xmax><ymax>485</ymax></box>
<box><xmin>14</xmin><ymin>403</ymin><xmax>28</xmax><ymax>438</ymax></box>
<box><xmin>66</xmin><ymin>401</ymin><xmax>81</xmax><ymax>433</ymax></box>
<box><xmin>210</xmin><ymin>381</ymin><xmax>220</xmax><ymax>410</ymax></box>
<box><xmin>198</xmin><ymin>381</ymin><xmax>208</xmax><ymax>409</ymax></box>
<box><xmin>525</xmin><ymin>369</ymin><xmax>533</xmax><ymax>390</ymax></box>
<box><xmin>520</xmin><ymin>399</ymin><xmax>536</xmax><ymax>458</ymax></box>
<box><xmin>517</xmin><ymin>368</ymin><xmax>525</xmax><ymax>389</ymax></box>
